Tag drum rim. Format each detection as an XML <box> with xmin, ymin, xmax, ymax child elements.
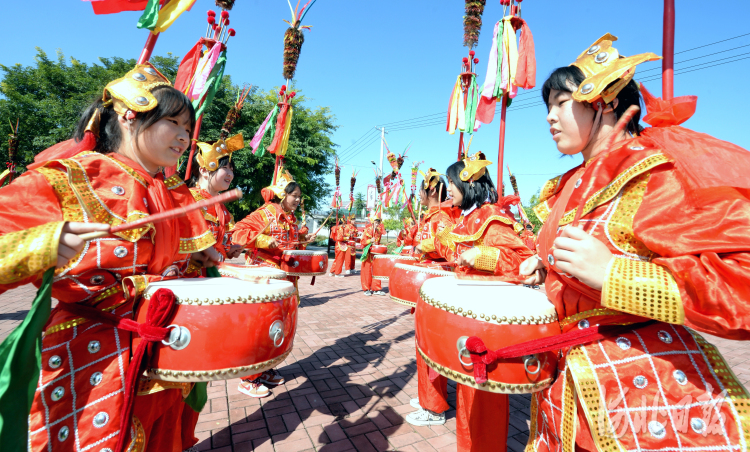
<box><xmin>388</xmin><ymin>294</ymin><xmax>417</xmax><ymax>308</ymax></box>
<box><xmin>393</xmin><ymin>263</ymin><xmax>455</xmax><ymax>276</ymax></box>
<box><xmin>146</xmin><ymin>347</ymin><xmax>293</xmax><ymax>382</ymax></box>
<box><xmin>143</xmin><ymin>285</ymin><xmax>297</xmax><ymax>305</ymax></box>
<box><xmin>284</xmin><ymin>271</ymin><xmax>327</xmax><ymax>276</ymax></box>
<box><xmin>372</xmin><ymin>254</ymin><xmax>418</xmax><ymax>260</ymax></box>
<box><xmin>416</xmin><ymin>346</ymin><xmax>552</xmax><ymax>394</ymax></box>
<box><xmin>417</xmin><ymin>284</ymin><xmax>558</xmax><ymax>325</ymax></box>
<box><xmin>282</xmin><ymin>250</ymin><xmax>328</xmax><ymax>256</ymax></box>
<box><xmin>217</xmin><ymin>268</ymin><xmax>287</xmax><ymax>280</ymax></box>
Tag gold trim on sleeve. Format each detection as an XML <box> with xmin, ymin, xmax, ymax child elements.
<box><xmin>601</xmin><ymin>257</ymin><xmax>684</xmax><ymax>324</ymax></box>
<box><xmin>419</xmin><ymin>237</ymin><xmax>436</xmax><ymax>254</ymax></box>
<box><xmin>474</xmin><ymin>245</ymin><xmax>500</xmax><ymax>273</ymax></box>
<box><xmin>0</xmin><ymin>221</ymin><xmax>64</xmax><ymax>285</ymax></box>
<box><xmin>179</xmin><ymin>230</ymin><xmax>216</xmax><ymax>254</ymax></box>
<box><xmin>255</xmin><ymin>234</ymin><xmax>275</xmax><ymax>249</ymax></box>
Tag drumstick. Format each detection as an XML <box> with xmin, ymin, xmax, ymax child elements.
<box><xmin>78</xmin><ymin>188</ymin><xmax>243</xmax><ymax>241</ymax></box>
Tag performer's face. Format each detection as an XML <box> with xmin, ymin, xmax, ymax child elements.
<box><xmin>128</xmin><ymin>110</ymin><xmax>192</xmax><ymax>172</ymax></box>
<box><xmin>447</xmin><ymin>179</ymin><xmax>463</xmax><ymax>207</ymax></box>
<box><xmin>546</xmin><ymin>88</ymin><xmax>595</xmax><ymax>156</ymax></box>
<box><xmin>211</xmin><ymin>166</ymin><xmax>234</xmax><ymax>192</ymax></box>
<box><xmin>282</xmin><ymin>187</ymin><xmax>302</xmax><ymax>212</ymax></box>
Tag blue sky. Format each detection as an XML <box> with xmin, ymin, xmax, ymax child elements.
<box><xmin>4</xmin><ymin>0</ymin><xmax>750</xmax><ymax>205</ymax></box>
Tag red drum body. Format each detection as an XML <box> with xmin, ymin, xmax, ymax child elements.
<box><xmin>371</xmin><ymin>254</ymin><xmax>418</xmax><ymax>280</ymax></box>
<box><xmin>416</xmin><ymin>277</ymin><xmax>560</xmax><ymax>394</ymax></box>
<box><xmin>347</xmin><ymin>241</ymin><xmax>356</xmax><ymax>248</ymax></box>
<box><xmin>400</xmin><ymin>246</ymin><xmax>414</xmax><ymax>255</ymax></box>
<box><xmin>370</xmin><ymin>244</ymin><xmax>388</xmax><ymax>255</ymax></box>
<box><xmin>136</xmin><ymin>278</ymin><xmax>298</xmax><ymax>382</ymax></box>
<box><xmin>389</xmin><ymin>263</ymin><xmax>454</xmax><ymax>308</ymax></box>
<box><xmin>217</xmin><ymin>263</ymin><xmax>286</xmax><ymax>281</ymax></box>
<box><xmin>282</xmin><ymin>250</ymin><xmax>328</xmax><ymax>276</ymax></box>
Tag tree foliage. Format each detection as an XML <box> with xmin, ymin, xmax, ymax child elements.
<box><xmin>0</xmin><ymin>48</ymin><xmax>337</xmax><ymax>220</ymax></box>
<box><xmin>523</xmin><ymin>190</ymin><xmax>542</xmax><ymax>233</ymax></box>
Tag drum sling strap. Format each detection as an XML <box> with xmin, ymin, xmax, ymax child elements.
<box><xmin>57</xmin><ymin>289</ymin><xmax>177</xmax><ymax>452</ymax></box>
<box><xmin>464</xmin><ymin>320</ymin><xmax>655</xmax><ymax>384</ymax></box>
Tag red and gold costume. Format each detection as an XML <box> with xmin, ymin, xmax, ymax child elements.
<box><xmin>330</xmin><ymin>220</ymin><xmax>348</xmax><ymax>275</ymax></box>
<box><xmin>345</xmin><ymin>216</ymin><xmax>358</xmax><ymax>271</ymax></box>
<box><xmin>527</xmin><ymin>35</ymin><xmax>750</xmax><ymax>452</ymax></box>
<box><xmin>425</xmin><ymin>154</ymin><xmax>533</xmax><ymax>451</ymax></box>
<box><xmin>189</xmin><ymin>188</ymin><xmax>235</xmax><ymax>260</ymax></box>
<box><xmin>417</xmin><ymin>199</ymin><xmax>458</xmax><ymax>262</ymax></box>
<box><xmin>359</xmin><ymin>215</ymin><xmax>384</xmax><ymax>292</ymax></box>
<box><xmin>396</xmin><ymin>218</ymin><xmax>418</xmax><ymax>249</ymax></box>
<box><xmin>0</xmin><ymin>149</ymin><xmax>214</xmax><ymax>452</ymax></box>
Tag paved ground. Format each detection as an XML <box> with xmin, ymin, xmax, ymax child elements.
<box><xmin>2</xmin><ymin>258</ymin><xmax>749</xmax><ymax>452</ymax></box>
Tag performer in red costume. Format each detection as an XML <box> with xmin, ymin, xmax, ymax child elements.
<box><xmin>411</xmin><ymin>153</ymin><xmax>533</xmax><ymax>451</ymax></box>
<box><xmin>0</xmin><ymin>63</ymin><xmax>220</xmax><ymax>452</ymax></box>
<box><xmin>344</xmin><ymin>214</ymin><xmax>358</xmax><ymax>274</ymax></box>
<box><xmin>232</xmin><ymin>166</ymin><xmax>312</xmax><ymax>398</ymax></box>
<box><xmin>360</xmin><ymin>211</ymin><xmax>385</xmax><ymax>296</ymax></box>
<box><xmin>520</xmin><ymin>34</ymin><xmax>750</xmax><ymax>452</ymax></box>
<box><xmin>396</xmin><ymin>217</ymin><xmax>417</xmax><ymax>249</ymax></box>
<box><xmin>406</xmin><ymin>168</ymin><xmax>456</xmax><ymax>426</ymax></box>
<box><xmin>186</xmin><ymin>134</ymin><xmax>245</xmax><ymax>265</ymax></box>
<box><xmin>329</xmin><ymin>218</ymin><xmax>347</xmax><ymax>277</ymax></box>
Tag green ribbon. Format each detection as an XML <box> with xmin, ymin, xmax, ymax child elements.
<box><xmin>193</xmin><ymin>50</ymin><xmax>227</xmax><ymax>119</ymax></box>
<box><xmin>256</xmin><ymin>105</ymin><xmax>280</xmax><ymax>158</ymax></box>
<box><xmin>136</xmin><ymin>0</ymin><xmax>161</xmax><ymax>31</ymax></box>
<box><xmin>183</xmin><ymin>265</ymin><xmax>223</xmax><ymax>412</ymax></box>
<box><xmin>360</xmin><ymin>243</ymin><xmax>372</xmax><ymax>261</ymax></box>
<box><xmin>0</xmin><ymin>268</ymin><xmax>54</xmax><ymax>451</ymax></box>
<box><xmin>493</xmin><ymin>20</ymin><xmax>505</xmax><ymax>99</ymax></box>
<box><xmin>393</xmin><ymin>245</ymin><xmax>404</xmax><ymax>255</ymax></box>
<box><xmin>464</xmin><ymin>75</ymin><xmax>481</xmax><ymax>135</ymax></box>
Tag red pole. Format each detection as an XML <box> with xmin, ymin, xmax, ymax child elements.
<box><xmin>662</xmin><ymin>0</ymin><xmax>675</xmax><ymax>101</ymax></box>
<box><xmin>137</xmin><ymin>32</ymin><xmax>160</xmax><ymax>64</ymax></box>
<box><xmin>496</xmin><ymin>92</ymin><xmax>509</xmax><ymax>193</ymax></box>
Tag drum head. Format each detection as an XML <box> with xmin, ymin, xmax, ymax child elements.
<box><xmin>144</xmin><ymin>278</ymin><xmax>295</xmax><ymax>304</ymax></box>
<box><xmin>419</xmin><ymin>277</ymin><xmax>556</xmax><ymax>323</ymax></box>
<box><xmin>394</xmin><ymin>263</ymin><xmax>454</xmax><ymax>276</ymax></box>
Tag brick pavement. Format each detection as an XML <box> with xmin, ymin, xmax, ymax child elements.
<box><xmin>2</xmin><ymin>259</ymin><xmax>749</xmax><ymax>451</ymax></box>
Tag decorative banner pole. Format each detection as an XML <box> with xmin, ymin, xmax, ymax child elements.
<box><xmin>662</xmin><ymin>0</ymin><xmax>675</xmax><ymax>101</ymax></box>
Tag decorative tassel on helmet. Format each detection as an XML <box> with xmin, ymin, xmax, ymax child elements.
<box><xmin>220</xmin><ymin>84</ymin><xmax>252</xmax><ymax>139</ymax></box>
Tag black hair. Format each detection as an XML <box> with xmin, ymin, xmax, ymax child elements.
<box><xmin>73</xmin><ymin>85</ymin><xmax>197</xmax><ymax>154</ymax></box>
<box><xmin>420</xmin><ymin>175</ymin><xmax>449</xmax><ymax>203</ymax></box>
<box><xmin>272</xmin><ymin>181</ymin><xmax>302</xmax><ymax>204</ymax></box>
<box><xmin>445</xmin><ymin>161</ymin><xmax>498</xmax><ymax>211</ymax></box>
<box><xmin>186</xmin><ymin>154</ymin><xmax>236</xmax><ymax>188</ymax></box>
<box><xmin>541</xmin><ymin>65</ymin><xmax>643</xmax><ymax>135</ymax></box>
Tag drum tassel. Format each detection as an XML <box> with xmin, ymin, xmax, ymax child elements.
<box><xmin>464</xmin><ymin>320</ymin><xmax>655</xmax><ymax>385</ymax></box>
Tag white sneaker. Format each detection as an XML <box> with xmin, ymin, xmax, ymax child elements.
<box><xmin>405</xmin><ymin>408</ymin><xmax>445</xmax><ymax>426</ymax></box>
<box><xmin>344</xmin><ymin>270</ymin><xmax>351</xmax><ymax>275</ymax></box>
<box><xmin>373</xmin><ymin>290</ymin><xmax>386</xmax><ymax>296</ymax></box>
<box><xmin>410</xmin><ymin>398</ymin><xmax>421</xmax><ymax>409</ymax></box>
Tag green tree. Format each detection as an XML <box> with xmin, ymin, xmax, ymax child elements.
<box><xmin>523</xmin><ymin>190</ymin><xmax>543</xmax><ymax>233</ymax></box>
<box><xmin>353</xmin><ymin>192</ymin><xmax>366</xmax><ymax>213</ymax></box>
<box><xmin>0</xmin><ymin>48</ymin><xmax>337</xmax><ymax>219</ymax></box>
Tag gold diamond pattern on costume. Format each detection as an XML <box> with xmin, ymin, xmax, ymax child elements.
<box><xmin>0</xmin><ymin>221</ymin><xmax>63</xmax><ymax>285</ymax></box>
<box><xmin>606</xmin><ymin>173</ymin><xmax>654</xmax><ymax>259</ymax></box>
<box><xmin>474</xmin><ymin>245</ymin><xmax>500</xmax><ymax>273</ymax></box>
<box><xmin>602</xmin><ymin>257</ymin><xmax>684</xmax><ymax>324</ymax></box>
<box><xmin>38</xmin><ymin>167</ymin><xmax>84</xmax><ymax>222</ymax></box>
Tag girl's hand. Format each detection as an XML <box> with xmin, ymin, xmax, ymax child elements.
<box><xmin>456</xmin><ymin>247</ymin><xmax>480</xmax><ymax>268</ymax></box>
<box><xmin>227</xmin><ymin>244</ymin><xmax>243</xmax><ymax>259</ymax></box>
<box><xmin>190</xmin><ymin>247</ymin><xmax>223</xmax><ymax>269</ymax></box>
<box><xmin>266</xmin><ymin>237</ymin><xmax>279</xmax><ymax>249</ymax></box>
<box><xmin>520</xmin><ymin>255</ymin><xmax>546</xmax><ymax>286</ymax></box>
<box><xmin>58</xmin><ymin>222</ymin><xmax>110</xmax><ymax>267</ymax></box>
<box><xmin>552</xmin><ymin>226</ymin><xmax>613</xmax><ymax>290</ymax></box>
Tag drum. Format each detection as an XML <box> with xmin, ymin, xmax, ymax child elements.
<box><xmin>347</xmin><ymin>240</ymin><xmax>356</xmax><ymax>248</ymax></box>
<box><xmin>281</xmin><ymin>250</ymin><xmax>329</xmax><ymax>276</ymax></box>
<box><xmin>400</xmin><ymin>245</ymin><xmax>414</xmax><ymax>255</ymax></box>
<box><xmin>371</xmin><ymin>254</ymin><xmax>419</xmax><ymax>280</ymax></box>
<box><xmin>416</xmin><ymin>277</ymin><xmax>560</xmax><ymax>394</ymax></box>
<box><xmin>370</xmin><ymin>244</ymin><xmax>388</xmax><ymax>254</ymax></box>
<box><xmin>217</xmin><ymin>263</ymin><xmax>286</xmax><ymax>281</ymax></box>
<box><xmin>135</xmin><ymin>278</ymin><xmax>298</xmax><ymax>382</ymax></box>
<box><xmin>388</xmin><ymin>263</ymin><xmax>454</xmax><ymax>308</ymax></box>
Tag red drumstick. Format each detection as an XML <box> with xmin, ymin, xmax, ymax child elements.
<box><xmin>78</xmin><ymin>188</ymin><xmax>243</xmax><ymax>241</ymax></box>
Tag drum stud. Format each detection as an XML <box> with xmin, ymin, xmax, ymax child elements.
<box><xmin>479</xmin><ymin>314</ymin><xmax>485</xmax><ymax>319</ymax></box>
<box><xmin>457</xmin><ymin>307</ymin><xmax>463</xmax><ymax>313</ymax></box>
<box><xmin>472</xmin><ymin>314</ymin><xmax>477</xmax><ymax>319</ymax></box>
<box><xmin>511</xmin><ymin>316</ymin><xmax>517</xmax><ymax>323</ymax></box>
<box><xmin>520</xmin><ymin>316</ymin><xmax>526</xmax><ymax>322</ymax></box>
<box><xmin>491</xmin><ymin>315</ymin><xmax>496</xmax><ymax>320</ymax></box>
<box><xmin>467</xmin><ymin>310</ymin><xmax>473</xmax><ymax>315</ymax></box>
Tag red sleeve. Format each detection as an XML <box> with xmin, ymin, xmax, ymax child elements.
<box><xmin>232</xmin><ymin>206</ymin><xmax>273</xmax><ymax>248</ymax></box>
<box><xmin>633</xmin><ymin>166</ymin><xmax>750</xmax><ymax>340</ymax></box>
<box><xmin>481</xmin><ymin>221</ymin><xmax>535</xmax><ymax>276</ymax></box>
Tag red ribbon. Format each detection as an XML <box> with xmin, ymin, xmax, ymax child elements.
<box><xmin>464</xmin><ymin>321</ymin><xmax>653</xmax><ymax>384</ymax></box>
<box><xmin>59</xmin><ymin>288</ymin><xmax>177</xmax><ymax>452</ymax></box>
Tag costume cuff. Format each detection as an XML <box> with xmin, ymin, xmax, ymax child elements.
<box><xmin>419</xmin><ymin>237</ymin><xmax>436</xmax><ymax>254</ymax></box>
<box><xmin>601</xmin><ymin>257</ymin><xmax>684</xmax><ymax>324</ymax></box>
<box><xmin>255</xmin><ymin>234</ymin><xmax>274</xmax><ymax>249</ymax></box>
<box><xmin>179</xmin><ymin>230</ymin><xmax>216</xmax><ymax>254</ymax></box>
<box><xmin>0</xmin><ymin>221</ymin><xmax>64</xmax><ymax>285</ymax></box>
<box><xmin>474</xmin><ymin>245</ymin><xmax>500</xmax><ymax>273</ymax></box>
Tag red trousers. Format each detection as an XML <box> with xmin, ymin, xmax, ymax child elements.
<box><xmin>360</xmin><ymin>257</ymin><xmax>381</xmax><ymax>291</ymax></box>
<box><xmin>346</xmin><ymin>251</ymin><xmax>356</xmax><ymax>271</ymax></box>
<box><xmin>133</xmin><ymin>389</ymin><xmax>199</xmax><ymax>451</ymax></box>
<box><xmin>331</xmin><ymin>248</ymin><xmax>345</xmax><ymax>274</ymax></box>
<box><xmin>456</xmin><ymin>385</ymin><xmax>509</xmax><ymax>452</ymax></box>
<box><xmin>416</xmin><ymin>345</ymin><xmax>449</xmax><ymax>413</ymax></box>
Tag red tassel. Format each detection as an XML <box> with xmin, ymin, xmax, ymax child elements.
<box><xmin>174</xmin><ymin>39</ymin><xmax>206</xmax><ymax>93</ymax></box>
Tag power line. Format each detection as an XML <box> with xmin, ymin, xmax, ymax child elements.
<box><xmin>336</xmin><ymin>128</ymin><xmax>379</xmax><ymax>159</ymax></box>
<box><xmin>638</xmin><ymin>44</ymin><xmax>750</xmax><ymax>73</ymax></box>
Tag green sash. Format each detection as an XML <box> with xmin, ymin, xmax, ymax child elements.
<box><xmin>359</xmin><ymin>243</ymin><xmax>372</xmax><ymax>261</ymax></box>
